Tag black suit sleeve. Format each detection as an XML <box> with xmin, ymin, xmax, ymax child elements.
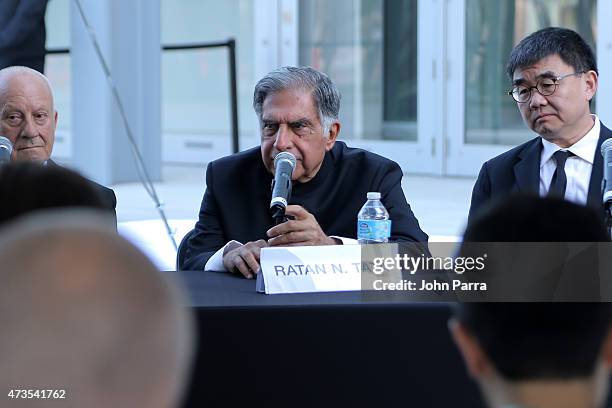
<box><xmin>0</xmin><ymin>0</ymin><xmax>48</xmax><ymax>49</ymax></box>
<box><xmin>102</xmin><ymin>187</ymin><xmax>117</xmax><ymax>227</ymax></box>
<box><xmin>468</xmin><ymin>161</ymin><xmax>492</xmax><ymax>224</ymax></box>
<box><xmin>378</xmin><ymin>161</ymin><xmax>429</xmax><ymax>252</ymax></box>
<box><xmin>182</xmin><ymin>162</ymin><xmax>226</xmax><ymax>270</ymax></box>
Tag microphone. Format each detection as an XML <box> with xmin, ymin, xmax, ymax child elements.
<box><xmin>0</xmin><ymin>136</ymin><xmax>13</xmax><ymax>164</ymax></box>
<box><xmin>270</xmin><ymin>151</ymin><xmax>296</xmax><ymax>224</ymax></box>
<box><xmin>602</xmin><ymin>138</ymin><xmax>612</xmax><ymax>208</ymax></box>
<box><xmin>603</xmin><ymin>138</ymin><xmax>612</xmax><ymax>239</ymax></box>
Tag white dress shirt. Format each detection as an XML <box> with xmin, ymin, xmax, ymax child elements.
<box><xmin>539</xmin><ymin>115</ymin><xmax>600</xmax><ymax>205</ymax></box>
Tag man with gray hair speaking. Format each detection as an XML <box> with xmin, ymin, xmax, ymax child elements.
<box><xmin>181</xmin><ymin>66</ymin><xmax>428</xmax><ymax>276</ymax></box>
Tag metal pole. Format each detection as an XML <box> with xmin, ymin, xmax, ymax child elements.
<box><xmin>606</xmin><ymin>205</ymin><xmax>612</xmax><ymax>240</ymax></box>
<box><xmin>228</xmin><ymin>38</ymin><xmax>239</xmax><ymax>154</ymax></box>
<box><xmin>72</xmin><ymin>0</ymin><xmax>177</xmax><ymax>250</ymax></box>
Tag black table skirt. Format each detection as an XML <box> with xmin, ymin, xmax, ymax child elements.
<box><xmin>171</xmin><ymin>271</ymin><xmax>486</xmax><ymax>407</ymax></box>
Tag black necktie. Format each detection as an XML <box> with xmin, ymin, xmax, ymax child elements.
<box><xmin>548</xmin><ymin>150</ymin><xmax>574</xmax><ymax>198</ymax></box>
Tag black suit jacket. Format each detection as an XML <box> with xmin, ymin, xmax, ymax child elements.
<box><xmin>0</xmin><ymin>0</ymin><xmax>48</xmax><ymax>73</ymax></box>
<box><xmin>181</xmin><ymin>142</ymin><xmax>429</xmax><ymax>270</ymax></box>
<box><xmin>90</xmin><ymin>179</ymin><xmax>117</xmax><ymax>224</ymax></box>
<box><xmin>469</xmin><ymin>122</ymin><xmax>612</xmax><ymax>223</ymax></box>
<box><xmin>47</xmin><ymin>160</ymin><xmax>117</xmax><ymax>223</ymax></box>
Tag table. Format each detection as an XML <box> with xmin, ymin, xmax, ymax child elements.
<box><xmin>170</xmin><ymin>271</ymin><xmax>486</xmax><ymax>408</ymax></box>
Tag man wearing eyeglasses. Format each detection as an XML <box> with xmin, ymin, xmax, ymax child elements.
<box><xmin>468</xmin><ymin>27</ymin><xmax>610</xmax><ymax>223</ymax></box>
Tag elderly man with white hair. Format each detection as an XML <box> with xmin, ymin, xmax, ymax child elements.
<box><xmin>0</xmin><ymin>66</ymin><xmax>116</xmax><ymax>217</ymax></box>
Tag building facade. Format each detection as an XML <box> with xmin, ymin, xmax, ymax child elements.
<box><xmin>46</xmin><ymin>0</ymin><xmax>611</xmax><ymax>178</ymax></box>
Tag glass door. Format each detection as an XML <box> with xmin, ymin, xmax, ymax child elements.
<box><xmin>45</xmin><ymin>0</ymin><xmax>71</xmax><ymax>160</ymax></box>
<box><xmin>297</xmin><ymin>0</ymin><xmax>444</xmax><ymax>174</ymax></box>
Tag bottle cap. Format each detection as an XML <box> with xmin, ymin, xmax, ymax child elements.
<box><xmin>367</xmin><ymin>192</ymin><xmax>381</xmax><ymax>200</ymax></box>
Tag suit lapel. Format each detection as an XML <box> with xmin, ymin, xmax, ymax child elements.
<box><xmin>513</xmin><ymin>137</ymin><xmax>542</xmax><ymax>194</ymax></box>
<box><xmin>586</xmin><ymin>124</ymin><xmax>612</xmax><ymax>209</ymax></box>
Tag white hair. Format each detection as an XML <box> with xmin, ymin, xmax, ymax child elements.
<box><xmin>0</xmin><ymin>65</ymin><xmax>55</xmax><ymax>109</ymax></box>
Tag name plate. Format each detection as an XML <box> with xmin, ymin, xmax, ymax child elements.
<box><xmin>256</xmin><ymin>245</ymin><xmax>362</xmax><ymax>294</ymax></box>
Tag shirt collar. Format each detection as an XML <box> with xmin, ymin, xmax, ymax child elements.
<box><xmin>540</xmin><ymin>114</ymin><xmax>600</xmax><ymax>168</ymax></box>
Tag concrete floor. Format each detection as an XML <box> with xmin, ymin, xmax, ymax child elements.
<box><xmin>112</xmin><ymin>164</ymin><xmax>476</xmax><ymax>239</ymax></box>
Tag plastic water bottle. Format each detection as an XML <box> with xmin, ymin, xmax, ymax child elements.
<box><xmin>357</xmin><ymin>192</ymin><xmax>391</xmax><ymax>244</ymax></box>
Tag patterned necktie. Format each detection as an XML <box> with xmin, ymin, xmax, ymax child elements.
<box><xmin>548</xmin><ymin>150</ymin><xmax>574</xmax><ymax>198</ymax></box>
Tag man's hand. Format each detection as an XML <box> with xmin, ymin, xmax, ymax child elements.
<box><xmin>222</xmin><ymin>240</ymin><xmax>268</xmax><ymax>279</ymax></box>
<box><xmin>267</xmin><ymin>205</ymin><xmax>337</xmax><ymax>247</ymax></box>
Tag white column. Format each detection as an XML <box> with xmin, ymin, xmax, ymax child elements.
<box><xmin>279</xmin><ymin>0</ymin><xmax>299</xmax><ymax>66</ymax></box>
<box><xmin>254</xmin><ymin>0</ymin><xmax>280</xmax><ymax>80</ymax></box>
<box><xmin>70</xmin><ymin>0</ymin><xmax>161</xmax><ymax>185</ymax></box>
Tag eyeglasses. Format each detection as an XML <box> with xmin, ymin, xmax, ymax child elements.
<box><xmin>508</xmin><ymin>71</ymin><xmax>584</xmax><ymax>103</ymax></box>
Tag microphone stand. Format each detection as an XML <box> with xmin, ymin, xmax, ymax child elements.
<box><xmin>270</xmin><ymin>205</ymin><xmax>289</xmax><ymax>226</ymax></box>
<box><xmin>73</xmin><ymin>0</ymin><xmax>177</xmax><ymax>250</ymax></box>
<box><xmin>606</xmin><ymin>202</ymin><xmax>612</xmax><ymax>240</ymax></box>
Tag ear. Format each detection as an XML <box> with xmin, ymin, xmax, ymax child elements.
<box><xmin>324</xmin><ymin>122</ymin><xmax>340</xmax><ymax>151</ymax></box>
<box><xmin>584</xmin><ymin>70</ymin><xmax>598</xmax><ymax>102</ymax></box>
<box><xmin>54</xmin><ymin>111</ymin><xmax>58</xmax><ymax>127</ymax></box>
<box><xmin>601</xmin><ymin>326</ymin><xmax>612</xmax><ymax>368</ymax></box>
<box><xmin>449</xmin><ymin>318</ymin><xmax>494</xmax><ymax>379</ymax></box>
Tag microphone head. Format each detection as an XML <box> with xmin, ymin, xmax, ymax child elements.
<box><xmin>0</xmin><ymin>136</ymin><xmax>13</xmax><ymax>163</ymax></box>
<box><xmin>601</xmin><ymin>138</ymin><xmax>612</xmax><ymax>157</ymax></box>
<box><xmin>0</xmin><ymin>136</ymin><xmax>13</xmax><ymax>155</ymax></box>
<box><xmin>273</xmin><ymin>151</ymin><xmax>297</xmax><ymax>170</ymax></box>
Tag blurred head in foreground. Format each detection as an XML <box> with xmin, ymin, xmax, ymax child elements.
<box><xmin>450</xmin><ymin>303</ymin><xmax>612</xmax><ymax>408</ymax></box>
<box><xmin>455</xmin><ymin>196</ymin><xmax>612</xmax><ymax>407</ymax></box>
<box><xmin>0</xmin><ymin>211</ymin><xmax>194</xmax><ymax>408</ymax></box>
<box><xmin>463</xmin><ymin>193</ymin><xmax>609</xmax><ymax>242</ymax></box>
<box><xmin>0</xmin><ymin>161</ymin><xmax>113</xmax><ymax>226</ymax></box>
<box><xmin>460</xmin><ymin>194</ymin><xmax>610</xmax><ymax>301</ymax></box>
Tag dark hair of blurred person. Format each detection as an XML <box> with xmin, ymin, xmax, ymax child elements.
<box><xmin>0</xmin><ymin>211</ymin><xmax>194</xmax><ymax>408</ymax></box>
<box><xmin>460</xmin><ymin>195</ymin><xmax>609</xmax><ymax>301</ymax></box>
<box><xmin>450</xmin><ymin>303</ymin><xmax>612</xmax><ymax>408</ymax></box>
<box><xmin>453</xmin><ymin>194</ymin><xmax>612</xmax><ymax>407</ymax></box>
<box><xmin>0</xmin><ymin>161</ymin><xmax>113</xmax><ymax>226</ymax></box>
<box><xmin>464</xmin><ymin>193</ymin><xmax>609</xmax><ymax>242</ymax></box>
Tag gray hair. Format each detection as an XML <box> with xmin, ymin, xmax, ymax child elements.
<box><xmin>253</xmin><ymin>66</ymin><xmax>341</xmax><ymax>134</ymax></box>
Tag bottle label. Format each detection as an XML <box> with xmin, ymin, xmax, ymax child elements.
<box><xmin>357</xmin><ymin>219</ymin><xmax>391</xmax><ymax>241</ymax></box>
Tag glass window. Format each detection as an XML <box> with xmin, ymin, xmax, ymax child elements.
<box><xmin>161</xmin><ymin>0</ymin><xmax>255</xmax><ymax>142</ymax></box>
<box><xmin>299</xmin><ymin>0</ymin><xmax>418</xmax><ymax>141</ymax></box>
<box><xmin>383</xmin><ymin>0</ymin><xmax>417</xmax><ymax>140</ymax></box>
<box><xmin>45</xmin><ymin>0</ymin><xmax>71</xmax><ymax>147</ymax></box>
<box><xmin>465</xmin><ymin>0</ymin><xmax>597</xmax><ymax>145</ymax></box>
